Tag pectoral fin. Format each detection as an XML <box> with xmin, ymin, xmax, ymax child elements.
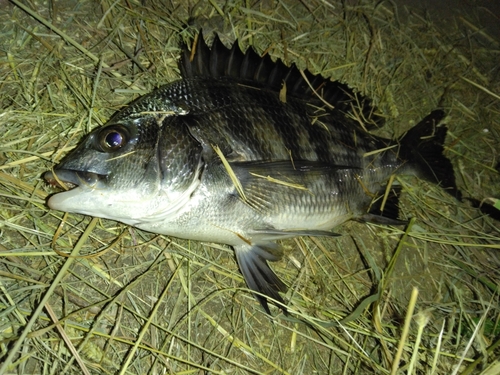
<box><xmin>230</xmin><ymin>160</ymin><xmax>359</xmax><ymax>212</ymax></box>
<box><xmin>232</xmin><ymin>160</ymin><xmax>358</xmax><ymax>178</ymax></box>
<box><xmin>233</xmin><ymin>243</ymin><xmax>287</xmax><ymax>314</ymax></box>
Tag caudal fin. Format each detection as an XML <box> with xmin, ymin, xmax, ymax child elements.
<box><xmin>399</xmin><ymin>110</ymin><xmax>460</xmax><ymax>199</ymax></box>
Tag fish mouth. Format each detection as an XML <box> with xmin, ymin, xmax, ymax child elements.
<box><xmin>44</xmin><ymin>169</ymin><xmax>104</xmax><ymax>190</ymax></box>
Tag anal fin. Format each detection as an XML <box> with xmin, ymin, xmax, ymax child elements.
<box><xmin>360</xmin><ymin>187</ymin><xmax>408</xmax><ymax>225</ymax></box>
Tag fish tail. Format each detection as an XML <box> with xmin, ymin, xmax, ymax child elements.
<box><xmin>399</xmin><ymin>109</ymin><xmax>460</xmax><ymax>199</ymax></box>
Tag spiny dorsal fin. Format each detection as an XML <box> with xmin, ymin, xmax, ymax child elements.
<box><xmin>180</xmin><ymin>31</ymin><xmax>383</xmax><ymax>128</ymax></box>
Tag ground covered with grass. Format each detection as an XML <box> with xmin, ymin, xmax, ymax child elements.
<box><xmin>1</xmin><ymin>0</ymin><xmax>499</xmax><ymax>374</ymax></box>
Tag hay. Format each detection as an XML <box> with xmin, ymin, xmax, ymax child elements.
<box><xmin>1</xmin><ymin>0</ymin><xmax>499</xmax><ymax>374</ymax></box>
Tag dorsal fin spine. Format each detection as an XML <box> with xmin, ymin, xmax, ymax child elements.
<box><xmin>180</xmin><ymin>31</ymin><xmax>383</xmax><ymax>127</ymax></box>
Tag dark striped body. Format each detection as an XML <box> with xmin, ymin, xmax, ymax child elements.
<box><xmin>113</xmin><ymin>77</ymin><xmax>394</xmax><ymax>163</ymax></box>
<box><xmin>45</xmin><ymin>32</ymin><xmax>457</xmax><ymax>313</ymax></box>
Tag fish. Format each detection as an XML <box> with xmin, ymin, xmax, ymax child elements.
<box><xmin>44</xmin><ymin>31</ymin><xmax>458</xmax><ymax>314</ymax></box>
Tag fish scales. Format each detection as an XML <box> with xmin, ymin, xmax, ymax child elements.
<box><xmin>126</xmin><ymin>77</ymin><xmax>387</xmax><ymax>166</ymax></box>
<box><xmin>44</xmin><ymin>31</ymin><xmax>458</xmax><ymax>314</ymax></box>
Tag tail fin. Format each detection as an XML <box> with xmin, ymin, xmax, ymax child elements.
<box><xmin>399</xmin><ymin>110</ymin><xmax>460</xmax><ymax>199</ymax></box>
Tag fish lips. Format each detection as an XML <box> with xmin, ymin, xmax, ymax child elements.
<box><xmin>44</xmin><ymin>169</ymin><xmax>110</xmax><ymax>212</ymax></box>
<box><xmin>44</xmin><ymin>169</ymin><xmax>104</xmax><ymax>190</ymax></box>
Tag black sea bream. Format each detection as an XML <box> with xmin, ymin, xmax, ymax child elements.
<box><xmin>44</xmin><ymin>32</ymin><xmax>458</xmax><ymax>313</ymax></box>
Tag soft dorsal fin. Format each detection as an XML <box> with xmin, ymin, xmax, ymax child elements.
<box><xmin>180</xmin><ymin>31</ymin><xmax>383</xmax><ymax>128</ymax></box>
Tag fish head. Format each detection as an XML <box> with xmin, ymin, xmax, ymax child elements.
<box><xmin>44</xmin><ymin>110</ymin><xmax>204</xmax><ymax>226</ymax></box>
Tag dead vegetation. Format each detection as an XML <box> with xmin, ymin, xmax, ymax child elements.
<box><xmin>0</xmin><ymin>0</ymin><xmax>499</xmax><ymax>374</ymax></box>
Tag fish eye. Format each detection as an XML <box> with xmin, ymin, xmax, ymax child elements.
<box><xmin>97</xmin><ymin>126</ymin><xmax>129</xmax><ymax>152</ymax></box>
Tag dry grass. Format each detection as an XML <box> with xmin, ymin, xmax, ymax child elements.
<box><xmin>1</xmin><ymin>0</ymin><xmax>499</xmax><ymax>374</ymax></box>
